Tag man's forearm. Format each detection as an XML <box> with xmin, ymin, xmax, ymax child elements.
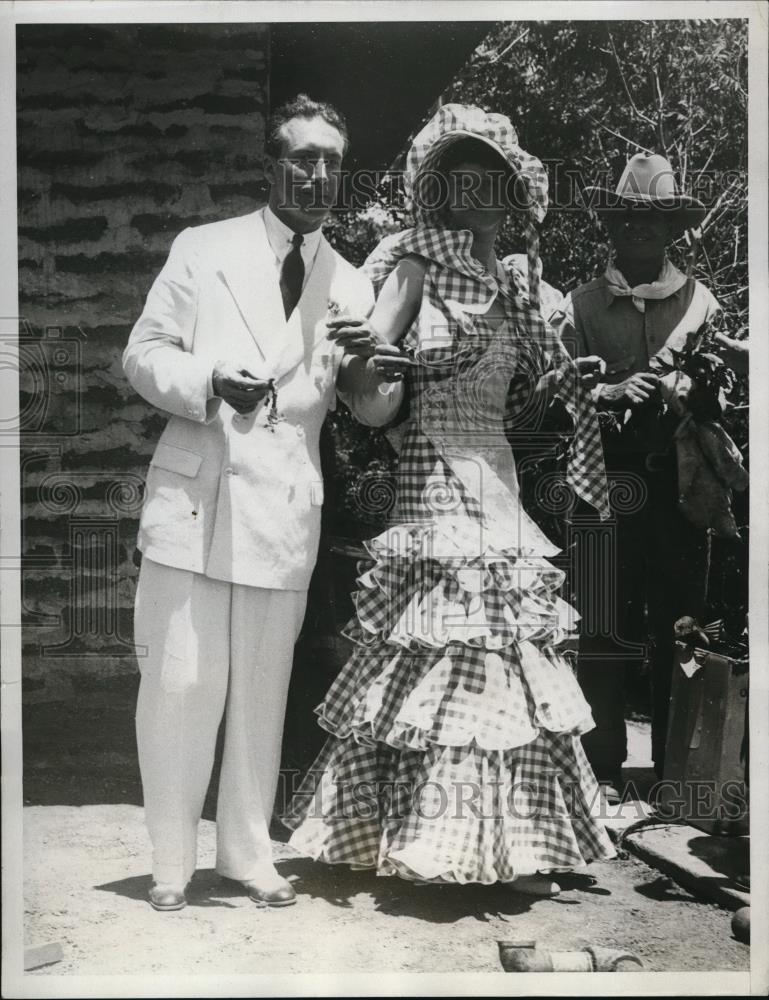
<box><xmin>123</xmin><ymin>333</ymin><xmax>221</xmax><ymax>423</ymax></box>
<box><xmin>123</xmin><ymin>228</ymin><xmax>222</xmax><ymax>424</ymax></box>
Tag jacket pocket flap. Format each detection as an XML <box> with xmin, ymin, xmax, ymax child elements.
<box><xmin>606</xmin><ymin>354</ymin><xmax>636</xmax><ymax>376</ymax></box>
<box><xmin>150</xmin><ymin>442</ymin><xmax>202</xmax><ymax>478</ymax></box>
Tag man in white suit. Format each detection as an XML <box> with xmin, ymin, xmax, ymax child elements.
<box><xmin>123</xmin><ymin>95</ymin><xmax>403</xmax><ymax>911</ymax></box>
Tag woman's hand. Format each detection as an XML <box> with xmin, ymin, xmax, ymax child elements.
<box><xmin>574</xmin><ymin>355</ymin><xmax>607</xmax><ymax>390</ymax></box>
<box><xmin>369</xmin><ymin>343</ymin><xmax>415</xmax><ymax>383</ymax></box>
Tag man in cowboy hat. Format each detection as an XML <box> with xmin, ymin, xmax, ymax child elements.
<box><xmin>550</xmin><ymin>152</ymin><xmax>720</xmax><ymax>792</ymax></box>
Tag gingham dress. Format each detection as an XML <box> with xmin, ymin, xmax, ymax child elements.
<box><xmin>283</xmin><ymin>231</ymin><xmax>615</xmax><ymax>883</ymax></box>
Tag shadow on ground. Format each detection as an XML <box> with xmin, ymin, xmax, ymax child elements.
<box><xmin>687</xmin><ymin>834</ymin><xmax>750</xmax><ymax>884</ymax></box>
<box><xmin>633</xmin><ymin>874</ymin><xmax>704</xmax><ymax>905</ymax></box>
<box><xmin>94</xmin><ymin>859</ymin><xmax>607</xmax><ymax>924</ymax></box>
<box><xmin>96</xmin><ymin>870</ymin><xmax>242</xmax><ymax>909</ymax></box>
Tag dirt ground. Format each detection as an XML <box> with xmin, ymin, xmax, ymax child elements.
<box><xmin>21</xmin><ymin>680</ymin><xmax>750</xmax><ymax>977</ymax></box>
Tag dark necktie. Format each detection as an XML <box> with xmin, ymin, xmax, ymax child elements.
<box><xmin>280</xmin><ymin>233</ymin><xmax>305</xmax><ymax>319</ymax></box>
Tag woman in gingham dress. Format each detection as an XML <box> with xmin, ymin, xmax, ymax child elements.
<box><xmin>284</xmin><ymin>105</ymin><xmax>616</xmax><ymax>895</ymax></box>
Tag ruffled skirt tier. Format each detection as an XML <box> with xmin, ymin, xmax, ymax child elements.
<box><xmin>284</xmin><ymin>520</ymin><xmax>616</xmax><ymax>882</ymax></box>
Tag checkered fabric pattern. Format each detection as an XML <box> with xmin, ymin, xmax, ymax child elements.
<box><xmin>311</xmin><ymin>635</ymin><xmax>595</xmax><ymax>753</ymax></box>
<box><xmin>502</xmin><ymin>252</ymin><xmax>565</xmax><ymax>320</ymax></box>
<box><xmin>361</xmin><ymin>101</ymin><xmax>608</xmax><ymax>516</ymax></box>
<box><xmin>404</xmin><ymin>103</ymin><xmax>548</xmax><ymax>226</ymax></box>
<box><xmin>284</xmin><ymin>306</ymin><xmax>614</xmax><ymax>881</ymax></box>
<box><xmin>524</xmin><ymin>220</ymin><xmax>542</xmax><ymax>314</ymax></box>
<box><xmin>284</xmin><ymin>733</ymin><xmax>615</xmax><ymax>882</ymax></box>
<box><xmin>402</xmin><ymin>103</ymin><xmax>547</xmax><ymax>312</ymax></box>
<box><xmin>391</xmin><ymin>422</ymin><xmax>484</xmax><ymax>523</ymax></box>
<box><xmin>343</xmin><ymin>540</ymin><xmax>573</xmax><ymax>655</ymax></box>
<box><xmin>284</xmin><ymin>117</ymin><xmax>614</xmax><ymax>881</ymax></box>
<box><xmin>363</xmin><ymin>231</ymin><xmax>610</xmax><ymax>519</ymax></box>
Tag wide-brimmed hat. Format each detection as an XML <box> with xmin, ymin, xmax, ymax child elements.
<box><xmin>404</xmin><ymin>103</ymin><xmax>549</xmax><ymax>225</ymax></box>
<box><xmin>582</xmin><ymin>152</ymin><xmax>706</xmax><ymax>234</ymax></box>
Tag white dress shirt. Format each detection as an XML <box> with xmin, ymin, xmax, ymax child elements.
<box><xmin>262</xmin><ymin>204</ymin><xmax>323</xmax><ymax>289</ymax></box>
<box><xmin>206</xmin><ymin>207</ymin><xmax>324</xmax><ymax>396</ymax></box>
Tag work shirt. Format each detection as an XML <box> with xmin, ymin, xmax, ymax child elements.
<box><xmin>549</xmin><ymin>273</ymin><xmax>721</xmax><ymax>399</ymax></box>
<box><xmin>549</xmin><ymin>275</ymin><xmax>721</xmax><ymax>460</ymax></box>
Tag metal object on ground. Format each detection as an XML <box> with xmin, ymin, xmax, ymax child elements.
<box><xmin>498</xmin><ymin>940</ymin><xmax>643</xmax><ymax>972</ymax></box>
<box><xmin>661</xmin><ymin>641</ymin><xmax>749</xmax><ymax>835</ymax></box>
<box><xmin>731</xmin><ymin>906</ymin><xmax>750</xmax><ymax>943</ymax></box>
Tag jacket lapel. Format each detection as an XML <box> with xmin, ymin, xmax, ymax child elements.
<box><xmin>270</xmin><ymin>237</ymin><xmax>337</xmax><ymax>384</ymax></box>
<box><xmin>215</xmin><ymin>209</ymin><xmax>285</xmax><ymax>362</ymax></box>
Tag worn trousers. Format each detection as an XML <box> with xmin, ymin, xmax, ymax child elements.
<box><xmin>134</xmin><ymin>557</ymin><xmax>307</xmax><ymax>886</ymax></box>
<box><xmin>571</xmin><ymin>454</ymin><xmax>709</xmax><ymax>778</ymax></box>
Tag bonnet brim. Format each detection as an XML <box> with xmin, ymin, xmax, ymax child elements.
<box><xmin>404</xmin><ymin>104</ymin><xmax>549</xmax><ymax>225</ymax></box>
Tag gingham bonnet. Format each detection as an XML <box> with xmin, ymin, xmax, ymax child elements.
<box><xmin>403</xmin><ymin>103</ymin><xmax>548</xmax><ymax>307</ymax></box>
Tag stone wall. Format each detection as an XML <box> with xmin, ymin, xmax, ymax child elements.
<box><xmin>17</xmin><ymin>23</ymin><xmax>269</xmax><ymax>688</ymax></box>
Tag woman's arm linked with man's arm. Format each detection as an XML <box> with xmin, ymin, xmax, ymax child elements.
<box><xmin>331</xmin><ymin>256</ymin><xmax>427</xmax><ymax>413</ymax></box>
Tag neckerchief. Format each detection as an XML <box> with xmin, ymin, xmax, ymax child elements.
<box><xmin>605</xmin><ymin>257</ymin><xmax>688</xmax><ymax>313</ymax></box>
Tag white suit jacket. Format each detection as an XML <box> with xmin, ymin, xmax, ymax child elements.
<box><xmin>123</xmin><ymin>208</ymin><xmax>401</xmax><ymax>590</ymax></box>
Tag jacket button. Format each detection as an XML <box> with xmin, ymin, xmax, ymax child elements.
<box><xmin>224</xmin><ymin>467</ymin><xmax>234</xmax><ymax>477</ymax></box>
<box><xmin>296</xmin><ymin>426</ymin><xmax>305</xmax><ymax>438</ymax></box>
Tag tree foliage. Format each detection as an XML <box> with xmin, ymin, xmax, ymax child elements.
<box><xmin>450</xmin><ymin>19</ymin><xmax>747</xmax><ymax>322</ymax></box>
<box><xmin>322</xmin><ymin>18</ymin><xmax>749</xmax><ymax>547</ymax></box>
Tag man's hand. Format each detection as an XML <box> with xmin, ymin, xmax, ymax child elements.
<box><xmin>600</xmin><ymin>372</ymin><xmax>660</xmax><ymax>409</ymax></box>
<box><xmin>369</xmin><ymin>343</ymin><xmax>415</xmax><ymax>382</ymax></box>
<box><xmin>326</xmin><ymin>317</ymin><xmax>383</xmax><ymax>358</ymax></box>
<box><xmin>211</xmin><ymin>362</ymin><xmax>271</xmax><ymax>414</ymax></box>
<box><xmin>574</xmin><ymin>355</ymin><xmax>607</xmax><ymax>390</ymax></box>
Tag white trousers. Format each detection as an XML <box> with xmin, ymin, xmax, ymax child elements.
<box><xmin>133</xmin><ymin>557</ymin><xmax>307</xmax><ymax>886</ymax></box>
